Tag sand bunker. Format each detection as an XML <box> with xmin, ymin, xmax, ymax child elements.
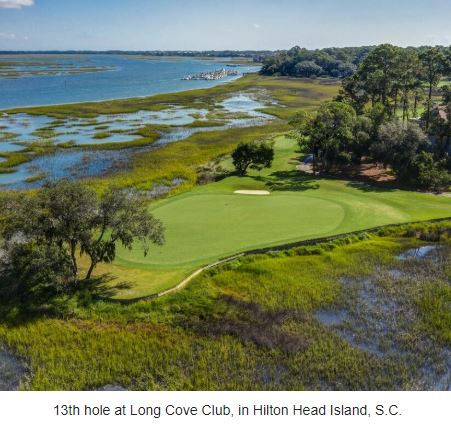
<box><xmin>234</xmin><ymin>190</ymin><xmax>270</xmax><ymax>195</ymax></box>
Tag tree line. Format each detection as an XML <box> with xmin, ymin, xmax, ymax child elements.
<box><xmin>260</xmin><ymin>45</ymin><xmax>451</xmax><ymax>82</ymax></box>
<box><xmin>260</xmin><ymin>45</ymin><xmax>372</xmax><ymax>78</ymax></box>
<box><xmin>291</xmin><ymin>44</ymin><xmax>451</xmax><ymax>191</ymax></box>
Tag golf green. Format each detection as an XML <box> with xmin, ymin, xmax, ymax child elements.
<box><xmin>113</xmin><ymin>135</ymin><xmax>451</xmax><ymax>276</ymax></box>
<box><xmin>115</xmin><ymin>181</ymin><xmax>451</xmax><ymax>269</ymax></box>
<box><xmin>122</xmin><ymin>192</ymin><xmax>344</xmax><ymax>266</ymax></box>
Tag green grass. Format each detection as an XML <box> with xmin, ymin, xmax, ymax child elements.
<box><xmin>1</xmin><ymin>223</ymin><xmax>449</xmax><ymax>390</ymax></box>
<box><xmin>92</xmin><ymin>131</ymin><xmax>112</xmax><ymax>139</ymax></box>
<box><xmin>0</xmin><ymin>152</ymin><xmax>30</xmax><ymax>173</ymax></box>
<box><xmin>0</xmin><ymin>69</ymin><xmax>449</xmax><ymax>391</ymax></box>
<box><xmin>108</xmin><ymin>136</ymin><xmax>451</xmax><ymax>297</ymax></box>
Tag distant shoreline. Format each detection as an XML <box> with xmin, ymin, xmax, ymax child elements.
<box><xmin>1</xmin><ymin>73</ymin><xmax>257</xmax><ymax>112</ymax></box>
<box><xmin>0</xmin><ymin>54</ymin><xmax>261</xmax><ymax>110</ymax></box>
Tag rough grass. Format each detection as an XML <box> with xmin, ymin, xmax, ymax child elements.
<box><xmin>0</xmin><ymin>222</ymin><xmax>448</xmax><ymax>390</ymax></box>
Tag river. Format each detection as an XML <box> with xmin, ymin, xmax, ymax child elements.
<box><xmin>0</xmin><ymin>54</ymin><xmax>259</xmax><ymax>109</ymax></box>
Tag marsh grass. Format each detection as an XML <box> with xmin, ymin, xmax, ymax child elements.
<box><xmin>0</xmin><ymin>152</ymin><xmax>30</xmax><ymax>173</ymax></box>
<box><xmin>5</xmin><ymin>75</ymin><xmax>338</xmax><ymax>119</ymax></box>
<box><xmin>1</xmin><ymin>75</ymin><xmax>335</xmax><ymax>189</ymax></box>
<box><xmin>93</xmin><ymin>131</ymin><xmax>112</xmax><ymax>140</ymax></box>
<box><xmin>31</xmin><ymin>128</ymin><xmax>59</xmax><ymax>140</ymax></box>
<box><xmin>0</xmin><ymin>221</ymin><xmax>448</xmax><ymax>390</ymax></box>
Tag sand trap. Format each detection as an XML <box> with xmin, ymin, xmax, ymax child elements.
<box><xmin>234</xmin><ymin>189</ymin><xmax>270</xmax><ymax>195</ymax></box>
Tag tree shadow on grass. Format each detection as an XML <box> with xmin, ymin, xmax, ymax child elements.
<box><xmin>0</xmin><ymin>274</ymin><xmax>133</xmax><ymax>326</ymax></box>
<box><xmin>345</xmin><ymin>180</ymin><xmax>398</xmax><ymax>193</ymax></box>
<box><xmin>73</xmin><ymin>274</ymin><xmax>133</xmax><ymax>301</ymax></box>
<box><xmin>250</xmin><ymin>170</ymin><xmax>319</xmax><ymax>192</ymax></box>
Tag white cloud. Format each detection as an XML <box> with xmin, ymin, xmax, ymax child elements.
<box><xmin>0</xmin><ymin>32</ymin><xmax>16</xmax><ymax>39</ymax></box>
<box><xmin>253</xmin><ymin>23</ymin><xmax>261</xmax><ymax>29</ymax></box>
<box><xmin>0</xmin><ymin>0</ymin><xmax>34</xmax><ymax>9</ymax></box>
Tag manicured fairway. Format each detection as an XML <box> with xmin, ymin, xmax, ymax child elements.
<box><xmin>111</xmin><ymin>137</ymin><xmax>451</xmax><ymax>297</ymax></box>
<box><xmin>116</xmin><ymin>177</ymin><xmax>451</xmax><ymax>268</ymax></box>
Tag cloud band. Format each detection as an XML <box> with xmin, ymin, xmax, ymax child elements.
<box><xmin>0</xmin><ymin>0</ymin><xmax>34</xmax><ymax>9</ymax></box>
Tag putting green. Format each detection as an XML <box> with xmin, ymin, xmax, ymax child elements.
<box><xmin>112</xmin><ymin>136</ymin><xmax>451</xmax><ymax>296</ymax></box>
<box><xmin>119</xmin><ymin>192</ymin><xmax>345</xmax><ymax>267</ymax></box>
<box><xmin>115</xmin><ymin>181</ymin><xmax>451</xmax><ymax>269</ymax></box>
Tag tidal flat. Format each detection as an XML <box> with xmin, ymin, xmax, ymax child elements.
<box><xmin>0</xmin><ymin>93</ymin><xmax>274</xmax><ymax>188</ymax></box>
<box><xmin>0</xmin><ymin>73</ymin><xmax>338</xmax><ymax>189</ymax></box>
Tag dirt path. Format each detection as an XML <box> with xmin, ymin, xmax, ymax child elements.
<box><xmin>156</xmin><ymin>254</ymin><xmax>244</xmax><ymax>298</ymax></box>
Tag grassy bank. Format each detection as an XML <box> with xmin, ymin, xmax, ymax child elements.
<box><xmin>0</xmin><ymin>220</ymin><xmax>449</xmax><ymax>390</ymax></box>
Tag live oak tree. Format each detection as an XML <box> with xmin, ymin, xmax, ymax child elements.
<box><xmin>371</xmin><ymin>120</ymin><xmax>429</xmax><ymax>182</ymax></box>
<box><xmin>0</xmin><ymin>180</ymin><xmax>165</xmax><ymax>292</ymax></box>
<box><xmin>415</xmin><ymin>151</ymin><xmax>450</xmax><ymax>192</ymax></box>
<box><xmin>232</xmin><ymin>141</ymin><xmax>274</xmax><ymax>176</ymax></box>
<box><xmin>82</xmin><ymin>187</ymin><xmax>165</xmax><ymax>279</ymax></box>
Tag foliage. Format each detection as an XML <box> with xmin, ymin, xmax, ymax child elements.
<box><xmin>427</xmin><ymin>85</ymin><xmax>451</xmax><ymax>158</ymax></box>
<box><xmin>261</xmin><ymin>45</ymin><xmax>365</xmax><ymax>78</ymax></box>
<box><xmin>371</xmin><ymin>120</ymin><xmax>428</xmax><ymax>182</ymax></box>
<box><xmin>0</xmin><ymin>241</ymin><xmax>74</xmax><ymax>305</ymax></box>
<box><xmin>415</xmin><ymin>151</ymin><xmax>450</xmax><ymax>192</ymax></box>
<box><xmin>81</xmin><ymin>187</ymin><xmax>165</xmax><ymax>279</ymax></box>
<box><xmin>293</xmin><ymin>60</ymin><xmax>324</xmax><ymax>78</ymax></box>
<box><xmin>0</xmin><ymin>180</ymin><xmax>165</xmax><ymax>295</ymax></box>
<box><xmin>419</xmin><ymin>48</ymin><xmax>448</xmax><ymax>130</ymax></box>
<box><xmin>232</xmin><ymin>141</ymin><xmax>274</xmax><ymax>176</ymax></box>
<box><xmin>289</xmin><ymin>44</ymin><xmax>450</xmax><ymax>189</ymax></box>
<box><xmin>339</xmin><ymin>44</ymin><xmax>450</xmax><ymax>121</ymax></box>
<box><xmin>291</xmin><ymin>101</ymin><xmax>357</xmax><ymax>172</ymax></box>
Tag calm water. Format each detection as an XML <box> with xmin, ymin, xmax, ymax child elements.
<box><xmin>0</xmin><ymin>55</ymin><xmax>259</xmax><ymax>109</ymax></box>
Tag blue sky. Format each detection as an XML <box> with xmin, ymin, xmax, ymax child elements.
<box><xmin>1</xmin><ymin>0</ymin><xmax>450</xmax><ymax>50</ymax></box>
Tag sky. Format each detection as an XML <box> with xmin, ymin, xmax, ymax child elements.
<box><xmin>0</xmin><ymin>0</ymin><xmax>450</xmax><ymax>51</ymax></box>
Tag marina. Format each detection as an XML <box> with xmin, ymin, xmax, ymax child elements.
<box><xmin>182</xmin><ymin>68</ymin><xmax>240</xmax><ymax>80</ymax></box>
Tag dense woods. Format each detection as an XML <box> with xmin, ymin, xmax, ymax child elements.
<box><xmin>260</xmin><ymin>46</ymin><xmax>372</xmax><ymax>78</ymax></box>
<box><xmin>291</xmin><ymin>44</ymin><xmax>451</xmax><ymax>190</ymax></box>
